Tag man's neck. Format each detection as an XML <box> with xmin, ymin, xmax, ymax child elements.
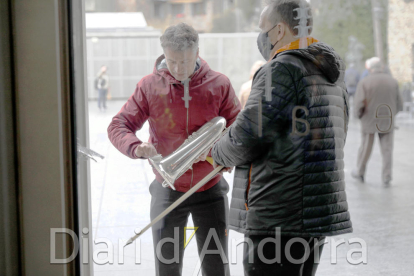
<box><xmin>269</xmin><ymin>37</ymin><xmax>296</xmax><ymax>59</ymax></box>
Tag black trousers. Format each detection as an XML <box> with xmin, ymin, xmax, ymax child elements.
<box><xmin>149</xmin><ymin>179</ymin><xmax>230</xmax><ymax>276</ymax></box>
<box><xmin>243</xmin><ymin>235</ymin><xmax>326</xmax><ymax>276</ymax></box>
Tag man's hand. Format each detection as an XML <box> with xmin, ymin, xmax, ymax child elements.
<box><xmin>135</xmin><ymin>142</ymin><xmax>157</xmax><ymax>159</ymax></box>
<box><xmin>194</xmin><ymin>150</ymin><xmax>209</xmax><ymax>163</ymax></box>
<box><xmin>213</xmin><ymin>160</ymin><xmax>233</xmax><ymax>174</ymax></box>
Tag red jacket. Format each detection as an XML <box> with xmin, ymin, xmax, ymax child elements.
<box><xmin>108</xmin><ymin>55</ymin><xmax>241</xmax><ymax>192</ymax></box>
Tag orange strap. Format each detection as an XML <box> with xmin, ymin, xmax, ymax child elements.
<box><xmin>269</xmin><ymin>37</ymin><xmax>319</xmax><ymax>61</ymax></box>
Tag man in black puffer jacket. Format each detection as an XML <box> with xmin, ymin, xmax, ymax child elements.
<box><xmin>212</xmin><ymin>0</ymin><xmax>352</xmax><ymax>275</ymax></box>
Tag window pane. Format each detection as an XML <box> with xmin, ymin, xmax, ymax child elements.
<box><xmin>154</xmin><ymin>2</ymin><xmax>167</xmax><ymax>18</ymax></box>
<box><xmin>75</xmin><ymin>1</ymin><xmax>414</xmax><ymax>276</ymax></box>
<box><xmin>172</xmin><ymin>3</ymin><xmax>185</xmax><ymax>17</ymax></box>
<box><xmin>192</xmin><ymin>2</ymin><xmax>206</xmax><ymax>16</ymax></box>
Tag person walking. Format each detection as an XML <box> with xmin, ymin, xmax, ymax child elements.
<box><xmin>108</xmin><ymin>23</ymin><xmax>240</xmax><ymax>276</ymax></box>
<box><xmin>96</xmin><ymin>65</ymin><xmax>109</xmax><ymax>110</ymax></box>
<box><xmin>352</xmin><ymin>58</ymin><xmax>403</xmax><ymax>185</ymax></box>
<box><xmin>211</xmin><ymin>0</ymin><xmax>352</xmax><ymax>275</ymax></box>
<box><xmin>344</xmin><ymin>63</ymin><xmax>360</xmax><ymax>99</ymax></box>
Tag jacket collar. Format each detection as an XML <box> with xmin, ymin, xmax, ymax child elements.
<box><xmin>270</xmin><ymin>37</ymin><xmax>319</xmax><ymax>61</ymax></box>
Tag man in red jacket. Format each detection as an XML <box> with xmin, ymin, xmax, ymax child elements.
<box><xmin>108</xmin><ymin>23</ymin><xmax>240</xmax><ymax>276</ymax></box>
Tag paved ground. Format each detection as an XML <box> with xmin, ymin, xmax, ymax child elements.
<box><xmin>87</xmin><ymin>100</ymin><xmax>414</xmax><ymax>276</ymax></box>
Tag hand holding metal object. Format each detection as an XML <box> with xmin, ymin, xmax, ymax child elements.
<box><xmin>126</xmin><ymin>117</ymin><xmax>229</xmax><ymax>245</ymax></box>
<box><xmin>135</xmin><ymin>142</ymin><xmax>157</xmax><ymax>159</ymax></box>
<box><xmin>148</xmin><ymin>117</ymin><xmax>228</xmax><ymax>191</ymax></box>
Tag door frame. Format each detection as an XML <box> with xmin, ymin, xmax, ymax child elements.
<box><xmin>0</xmin><ymin>0</ymin><xmax>21</xmax><ymax>274</ymax></box>
<box><xmin>69</xmin><ymin>0</ymin><xmax>95</xmax><ymax>274</ymax></box>
<box><xmin>11</xmin><ymin>0</ymin><xmax>92</xmax><ymax>274</ymax></box>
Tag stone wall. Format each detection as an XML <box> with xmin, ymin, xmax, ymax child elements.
<box><xmin>388</xmin><ymin>0</ymin><xmax>414</xmax><ymax>83</ymax></box>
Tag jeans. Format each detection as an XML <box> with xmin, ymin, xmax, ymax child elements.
<box><xmin>243</xmin><ymin>235</ymin><xmax>325</xmax><ymax>276</ymax></box>
<box><xmin>98</xmin><ymin>89</ymin><xmax>107</xmax><ymax>109</ymax></box>
<box><xmin>149</xmin><ymin>178</ymin><xmax>230</xmax><ymax>276</ymax></box>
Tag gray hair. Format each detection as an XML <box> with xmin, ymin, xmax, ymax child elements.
<box><xmin>367</xmin><ymin>57</ymin><xmax>382</xmax><ymax>72</ymax></box>
<box><xmin>160</xmin><ymin>23</ymin><xmax>199</xmax><ymax>53</ymax></box>
<box><xmin>264</xmin><ymin>0</ymin><xmax>313</xmax><ymax>36</ymax></box>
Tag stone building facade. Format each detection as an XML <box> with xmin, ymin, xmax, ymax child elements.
<box><xmin>150</xmin><ymin>0</ymin><xmax>217</xmax><ymax>32</ymax></box>
<box><xmin>85</xmin><ymin>0</ymin><xmax>236</xmax><ymax>33</ymax></box>
<box><xmin>388</xmin><ymin>0</ymin><xmax>414</xmax><ymax>83</ymax></box>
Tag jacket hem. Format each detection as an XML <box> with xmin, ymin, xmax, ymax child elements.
<box><xmin>229</xmin><ymin>225</ymin><xmax>353</xmax><ymax>237</ymax></box>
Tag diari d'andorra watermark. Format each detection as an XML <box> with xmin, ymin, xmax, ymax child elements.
<box><xmin>50</xmin><ymin>227</ymin><xmax>367</xmax><ymax>268</ymax></box>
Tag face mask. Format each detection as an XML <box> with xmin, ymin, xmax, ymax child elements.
<box><xmin>257</xmin><ymin>25</ymin><xmax>278</xmax><ymax>61</ymax></box>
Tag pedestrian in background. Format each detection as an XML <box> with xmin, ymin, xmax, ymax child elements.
<box><xmin>239</xmin><ymin>60</ymin><xmax>266</xmax><ymax>109</ymax></box>
<box><xmin>96</xmin><ymin>65</ymin><xmax>109</xmax><ymax>110</ymax></box>
<box><xmin>352</xmin><ymin>58</ymin><xmax>403</xmax><ymax>185</ymax></box>
<box><xmin>344</xmin><ymin>63</ymin><xmax>360</xmax><ymax>99</ymax></box>
<box><xmin>402</xmin><ymin>82</ymin><xmax>413</xmax><ymax>103</ymax></box>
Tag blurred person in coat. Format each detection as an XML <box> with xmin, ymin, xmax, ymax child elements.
<box><xmin>344</xmin><ymin>63</ymin><xmax>360</xmax><ymax>98</ymax></box>
<box><xmin>96</xmin><ymin>65</ymin><xmax>109</xmax><ymax>110</ymax></box>
<box><xmin>211</xmin><ymin>0</ymin><xmax>352</xmax><ymax>275</ymax></box>
<box><xmin>352</xmin><ymin>58</ymin><xmax>403</xmax><ymax>185</ymax></box>
<box><xmin>402</xmin><ymin>82</ymin><xmax>413</xmax><ymax>103</ymax></box>
<box><xmin>108</xmin><ymin>23</ymin><xmax>240</xmax><ymax>276</ymax></box>
<box><xmin>239</xmin><ymin>60</ymin><xmax>266</xmax><ymax>108</ymax></box>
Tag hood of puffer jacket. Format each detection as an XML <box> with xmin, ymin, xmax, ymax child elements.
<box><xmin>153</xmin><ymin>54</ymin><xmax>210</xmax><ymax>85</ymax></box>
<box><xmin>276</xmin><ymin>42</ymin><xmax>342</xmax><ymax>83</ymax></box>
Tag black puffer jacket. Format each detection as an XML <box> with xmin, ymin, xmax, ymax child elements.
<box><xmin>212</xmin><ymin>42</ymin><xmax>352</xmax><ymax>237</ymax></box>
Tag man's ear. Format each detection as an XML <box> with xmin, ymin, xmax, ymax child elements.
<box><xmin>276</xmin><ymin>23</ymin><xmax>286</xmax><ymax>41</ymax></box>
<box><xmin>196</xmin><ymin>48</ymin><xmax>200</xmax><ymax>58</ymax></box>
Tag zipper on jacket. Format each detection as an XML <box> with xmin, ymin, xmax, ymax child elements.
<box><xmin>190</xmin><ymin>168</ymin><xmax>194</xmax><ymax>189</ymax></box>
<box><xmin>182</xmin><ymin>78</ymin><xmax>193</xmax><ymax>188</ymax></box>
<box><xmin>188</xmin><ymin>106</ymin><xmax>194</xmax><ymax>188</ymax></box>
<box><xmin>186</xmin><ymin>108</ymin><xmax>189</xmax><ymax>136</ymax></box>
<box><xmin>181</xmin><ymin>78</ymin><xmax>191</xmax><ymax>136</ymax></box>
<box><xmin>245</xmin><ymin>164</ymin><xmax>253</xmax><ymax>211</ymax></box>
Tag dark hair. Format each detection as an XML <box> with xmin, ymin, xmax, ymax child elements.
<box><xmin>265</xmin><ymin>0</ymin><xmax>313</xmax><ymax>36</ymax></box>
<box><xmin>160</xmin><ymin>23</ymin><xmax>199</xmax><ymax>52</ymax></box>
